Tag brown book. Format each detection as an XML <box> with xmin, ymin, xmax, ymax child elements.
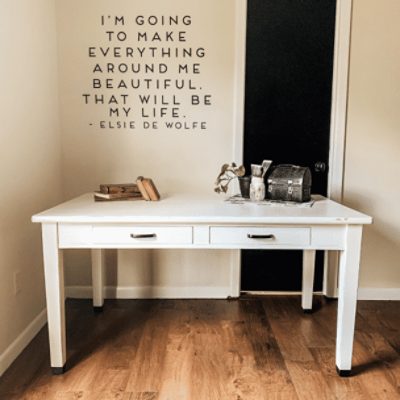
<box><xmin>142</xmin><ymin>178</ymin><xmax>161</xmax><ymax>201</ymax></box>
<box><xmin>94</xmin><ymin>191</ymin><xmax>142</xmax><ymax>200</ymax></box>
<box><xmin>99</xmin><ymin>183</ymin><xmax>139</xmax><ymax>194</ymax></box>
<box><xmin>94</xmin><ymin>195</ymin><xmax>143</xmax><ymax>202</ymax></box>
<box><xmin>136</xmin><ymin>176</ymin><xmax>151</xmax><ymax>201</ymax></box>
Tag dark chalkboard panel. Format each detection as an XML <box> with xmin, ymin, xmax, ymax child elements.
<box><xmin>242</xmin><ymin>0</ymin><xmax>336</xmax><ymax>292</ymax></box>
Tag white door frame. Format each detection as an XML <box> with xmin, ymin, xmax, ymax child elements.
<box><xmin>232</xmin><ymin>0</ymin><xmax>353</xmax><ymax>297</ymax></box>
<box><xmin>325</xmin><ymin>0</ymin><xmax>353</xmax><ymax>298</ymax></box>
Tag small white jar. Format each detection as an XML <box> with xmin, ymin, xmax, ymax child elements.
<box><xmin>249</xmin><ymin>177</ymin><xmax>265</xmax><ymax>201</ymax></box>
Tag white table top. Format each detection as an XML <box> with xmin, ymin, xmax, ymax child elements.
<box><xmin>32</xmin><ymin>193</ymin><xmax>372</xmax><ymax>225</ymax></box>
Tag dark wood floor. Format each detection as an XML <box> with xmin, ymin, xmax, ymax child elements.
<box><xmin>0</xmin><ymin>296</ymin><xmax>399</xmax><ymax>399</ymax></box>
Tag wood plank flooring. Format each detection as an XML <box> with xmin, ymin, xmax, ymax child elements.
<box><xmin>0</xmin><ymin>296</ymin><xmax>399</xmax><ymax>399</ymax></box>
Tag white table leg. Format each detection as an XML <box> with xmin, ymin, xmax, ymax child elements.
<box><xmin>336</xmin><ymin>225</ymin><xmax>363</xmax><ymax>376</ymax></box>
<box><xmin>91</xmin><ymin>249</ymin><xmax>105</xmax><ymax>312</ymax></box>
<box><xmin>42</xmin><ymin>223</ymin><xmax>66</xmax><ymax>374</ymax></box>
<box><xmin>302</xmin><ymin>250</ymin><xmax>316</xmax><ymax>312</ymax></box>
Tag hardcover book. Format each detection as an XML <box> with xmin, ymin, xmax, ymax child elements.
<box><xmin>136</xmin><ymin>176</ymin><xmax>161</xmax><ymax>201</ymax></box>
<box><xmin>99</xmin><ymin>183</ymin><xmax>139</xmax><ymax>194</ymax></box>
<box><xmin>142</xmin><ymin>178</ymin><xmax>161</xmax><ymax>201</ymax></box>
<box><xmin>93</xmin><ymin>191</ymin><xmax>142</xmax><ymax>201</ymax></box>
<box><xmin>136</xmin><ymin>176</ymin><xmax>151</xmax><ymax>201</ymax></box>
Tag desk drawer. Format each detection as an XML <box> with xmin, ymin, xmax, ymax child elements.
<box><xmin>210</xmin><ymin>226</ymin><xmax>310</xmax><ymax>247</ymax></box>
<box><xmin>92</xmin><ymin>225</ymin><xmax>193</xmax><ymax>245</ymax></box>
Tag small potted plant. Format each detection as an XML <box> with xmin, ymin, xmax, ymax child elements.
<box><xmin>214</xmin><ymin>162</ymin><xmax>246</xmax><ymax>194</ymax></box>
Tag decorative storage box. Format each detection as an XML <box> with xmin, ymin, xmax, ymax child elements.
<box><xmin>267</xmin><ymin>164</ymin><xmax>312</xmax><ymax>202</ymax></box>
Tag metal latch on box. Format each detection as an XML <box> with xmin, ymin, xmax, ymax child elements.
<box><xmin>288</xmin><ymin>180</ymin><xmax>293</xmax><ymax>197</ymax></box>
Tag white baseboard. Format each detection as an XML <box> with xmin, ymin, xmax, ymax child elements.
<box><xmin>66</xmin><ymin>286</ymin><xmax>400</xmax><ymax>301</ymax></box>
<box><xmin>0</xmin><ymin>308</ymin><xmax>47</xmax><ymax>377</ymax></box>
<box><xmin>245</xmin><ymin>289</ymin><xmax>400</xmax><ymax>301</ymax></box>
<box><xmin>66</xmin><ymin>285</ymin><xmax>234</xmax><ymax>299</ymax></box>
<box><xmin>358</xmin><ymin>288</ymin><xmax>400</xmax><ymax>301</ymax></box>
<box><xmin>242</xmin><ymin>291</ymin><xmax>324</xmax><ymax>296</ymax></box>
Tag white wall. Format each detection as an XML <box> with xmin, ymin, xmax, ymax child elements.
<box><xmin>57</xmin><ymin>0</ymin><xmax>400</xmax><ymax>297</ymax></box>
<box><xmin>56</xmin><ymin>0</ymin><xmax>242</xmax><ymax>296</ymax></box>
<box><xmin>344</xmin><ymin>0</ymin><xmax>400</xmax><ymax>294</ymax></box>
<box><xmin>0</xmin><ymin>0</ymin><xmax>62</xmax><ymax>374</ymax></box>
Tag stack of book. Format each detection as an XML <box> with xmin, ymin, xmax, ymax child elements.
<box><xmin>93</xmin><ymin>178</ymin><xmax>161</xmax><ymax>202</ymax></box>
<box><xmin>94</xmin><ymin>183</ymin><xmax>142</xmax><ymax>201</ymax></box>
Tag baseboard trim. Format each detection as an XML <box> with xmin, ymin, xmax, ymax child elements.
<box><xmin>0</xmin><ymin>308</ymin><xmax>47</xmax><ymax>377</ymax></box>
<box><xmin>244</xmin><ymin>289</ymin><xmax>400</xmax><ymax>301</ymax></box>
<box><xmin>66</xmin><ymin>285</ymin><xmax>233</xmax><ymax>299</ymax></box>
<box><xmin>242</xmin><ymin>291</ymin><xmax>324</xmax><ymax>296</ymax></box>
<box><xmin>66</xmin><ymin>286</ymin><xmax>400</xmax><ymax>301</ymax></box>
<box><xmin>358</xmin><ymin>288</ymin><xmax>400</xmax><ymax>301</ymax></box>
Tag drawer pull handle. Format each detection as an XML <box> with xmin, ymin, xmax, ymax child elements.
<box><xmin>130</xmin><ymin>233</ymin><xmax>157</xmax><ymax>239</ymax></box>
<box><xmin>247</xmin><ymin>234</ymin><xmax>275</xmax><ymax>240</ymax></box>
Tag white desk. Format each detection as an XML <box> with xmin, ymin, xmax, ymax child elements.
<box><xmin>32</xmin><ymin>193</ymin><xmax>372</xmax><ymax>376</ymax></box>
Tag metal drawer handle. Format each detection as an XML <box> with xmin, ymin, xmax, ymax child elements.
<box><xmin>247</xmin><ymin>234</ymin><xmax>275</xmax><ymax>240</ymax></box>
<box><xmin>130</xmin><ymin>233</ymin><xmax>157</xmax><ymax>239</ymax></box>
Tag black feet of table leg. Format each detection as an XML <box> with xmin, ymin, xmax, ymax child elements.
<box><xmin>93</xmin><ymin>306</ymin><xmax>104</xmax><ymax>313</ymax></box>
<box><xmin>336</xmin><ymin>366</ymin><xmax>352</xmax><ymax>377</ymax></box>
<box><xmin>303</xmin><ymin>309</ymin><xmax>313</xmax><ymax>314</ymax></box>
<box><xmin>51</xmin><ymin>365</ymin><xmax>66</xmax><ymax>375</ymax></box>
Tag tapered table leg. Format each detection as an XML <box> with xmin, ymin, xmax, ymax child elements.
<box><xmin>302</xmin><ymin>250</ymin><xmax>316</xmax><ymax>312</ymax></box>
<box><xmin>91</xmin><ymin>249</ymin><xmax>105</xmax><ymax>312</ymax></box>
<box><xmin>42</xmin><ymin>223</ymin><xmax>66</xmax><ymax>374</ymax></box>
<box><xmin>336</xmin><ymin>225</ymin><xmax>363</xmax><ymax>376</ymax></box>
